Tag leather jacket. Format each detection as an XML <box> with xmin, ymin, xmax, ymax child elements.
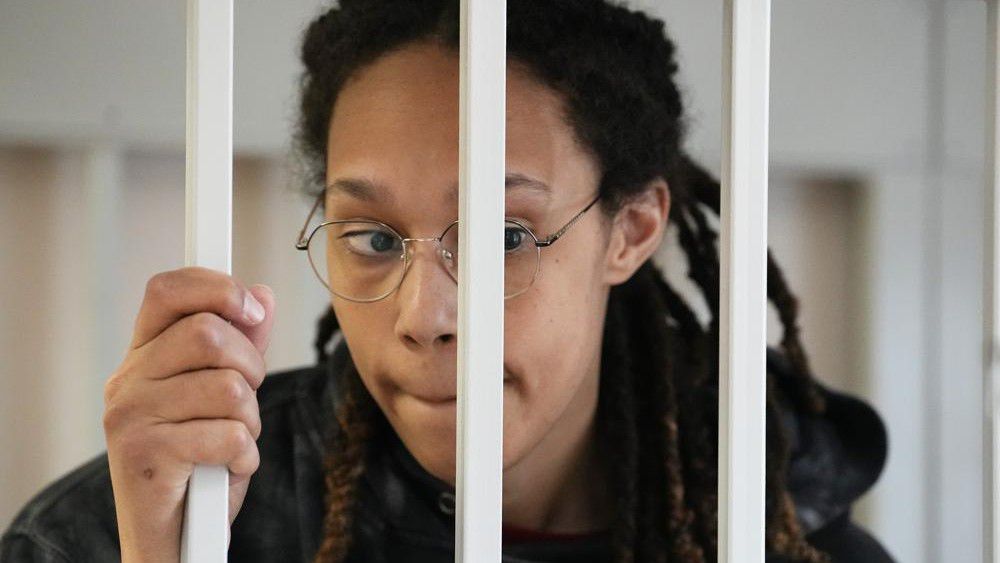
<box><xmin>1</xmin><ymin>338</ymin><xmax>894</xmax><ymax>562</ymax></box>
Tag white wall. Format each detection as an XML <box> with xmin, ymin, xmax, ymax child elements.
<box><xmin>0</xmin><ymin>0</ymin><xmax>325</xmax><ymax>152</ymax></box>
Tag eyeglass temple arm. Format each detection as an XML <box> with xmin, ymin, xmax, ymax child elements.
<box><xmin>296</xmin><ymin>190</ymin><xmax>601</xmax><ymax>250</ymax></box>
<box><xmin>536</xmin><ymin>192</ymin><xmax>602</xmax><ymax>248</ymax></box>
<box><xmin>295</xmin><ymin>192</ymin><xmax>325</xmax><ymax>250</ymax></box>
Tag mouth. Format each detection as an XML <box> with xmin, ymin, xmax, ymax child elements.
<box><xmin>411</xmin><ymin>377</ymin><xmax>513</xmax><ymax>404</ymax></box>
<box><xmin>413</xmin><ymin>394</ymin><xmax>457</xmax><ymax>404</ymax></box>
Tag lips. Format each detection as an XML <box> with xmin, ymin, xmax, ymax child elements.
<box><xmin>409</xmin><ymin>375</ymin><xmax>512</xmax><ymax>404</ymax></box>
<box><xmin>399</xmin><ymin>367</ymin><xmax>514</xmax><ymax>404</ymax></box>
<box><xmin>413</xmin><ymin>394</ymin><xmax>457</xmax><ymax>404</ymax></box>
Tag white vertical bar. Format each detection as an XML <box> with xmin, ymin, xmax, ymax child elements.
<box><xmin>456</xmin><ymin>0</ymin><xmax>505</xmax><ymax>561</ymax></box>
<box><xmin>180</xmin><ymin>0</ymin><xmax>233</xmax><ymax>562</ymax></box>
<box><xmin>719</xmin><ymin>1</ymin><xmax>770</xmax><ymax>562</ymax></box>
<box><xmin>985</xmin><ymin>2</ymin><xmax>1000</xmax><ymax>562</ymax></box>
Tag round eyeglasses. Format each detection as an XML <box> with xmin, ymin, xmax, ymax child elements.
<box><xmin>295</xmin><ymin>191</ymin><xmax>602</xmax><ymax>303</ymax></box>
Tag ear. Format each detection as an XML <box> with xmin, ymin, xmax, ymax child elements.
<box><xmin>602</xmin><ymin>178</ymin><xmax>671</xmax><ymax>286</ymax></box>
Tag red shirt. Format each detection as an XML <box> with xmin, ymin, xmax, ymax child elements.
<box><xmin>502</xmin><ymin>524</ymin><xmax>610</xmax><ymax>543</ymax></box>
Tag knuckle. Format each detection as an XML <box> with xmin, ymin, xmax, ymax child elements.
<box><xmin>144</xmin><ymin>271</ymin><xmax>175</xmax><ymax>303</ymax></box>
<box><xmin>102</xmin><ymin>399</ymin><xmax>133</xmax><ymax>432</ymax></box>
<box><xmin>248</xmin><ymin>448</ymin><xmax>261</xmax><ymax>474</ymax></box>
<box><xmin>189</xmin><ymin>313</ymin><xmax>224</xmax><ymax>357</ymax></box>
<box><xmin>218</xmin><ymin>370</ymin><xmax>248</xmax><ymax>405</ymax></box>
<box><xmin>101</xmin><ymin>407</ymin><xmax>118</xmax><ymax>433</ymax></box>
<box><xmin>223</xmin><ymin>278</ymin><xmax>245</xmax><ymax>315</ymax></box>
<box><xmin>248</xmin><ymin>417</ymin><xmax>262</xmax><ymax>442</ymax></box>
<box><xmin>103</xmin><ymin>372</ymin><xmax>124</xmax><ymax>406</ymax></box>
<box><xmin>226</xmin><ymin>423</ymin><xmax>253</xmax><ymax>453</ymax></box>
<box><xmin>102</xmin><ymin>405</ymin><xmax>118</xmax><ymax>431</ymax></box>
<box><xmin>238</xmin><ymin>446</ymin><xmax>261</xmax><ymax>477</ymax></box>
<box><xmin>244</xmin><ymin>359</ymin><xmax>265</xmax><ymax>391</ymax></box>
<box><xmin>239</xmin><ymin>394</ymin><xmax>262</xmax><ymax>440</ymax></box>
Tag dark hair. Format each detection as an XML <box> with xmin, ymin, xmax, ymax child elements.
<box><xmin>296</xmin><ymin>1</ymin><xmax>829</xmax><ymax>561</ymax></box>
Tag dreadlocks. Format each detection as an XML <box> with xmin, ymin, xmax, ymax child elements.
<box><xmin>296</xmin><ymin>1</ymin><xmax>830</xmax><ymax>561</ymax></box>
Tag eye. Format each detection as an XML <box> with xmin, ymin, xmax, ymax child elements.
<box><xmin>339</xmin><ymin>228</ymin><xmax>401</xmax><ymax>257</ymax></box>
<box><xmin>504</xmin><ymin>225</ymin><xmax>530</xmax><ymax>253</ymax></box>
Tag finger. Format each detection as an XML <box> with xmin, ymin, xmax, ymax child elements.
<box><xmin>116</xmin><ymin>368</ymin><xmax>262</xmax><ymax>440</ymax></box>
<box><xmin>153</xmin><ymin>419</ymin><xmax>260</xmax><ymax>484</ymax></box>
<box><xmin>228</xmin><ymin>478</ymin><xmax>252</xmax><ymax>529</ymax></box>
<box><xmin>133</xmin><ymin>312</ymin><xmax>266</xmax><ymax>390</ymax></box>
<box><xmin>110</xmin><ymin>418</ymin><xmax>259</xmax><ymax>497</ymax></box>
<box><xmin>238</xmin><ymin>284</ymin><xmax>276</xmax><ymax>356</ymax></box>
<box><xmin>131</xmin><ymin>267</ymin><xmax>266</xmax><ymax>350</ymax></box>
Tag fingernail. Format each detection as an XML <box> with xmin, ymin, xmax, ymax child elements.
<box><xmin>244</xmin><ymin>291</ymin><xmax>265</xmax><ymax>324</ymax></box>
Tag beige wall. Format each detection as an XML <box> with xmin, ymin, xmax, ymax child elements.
<box><xmin>0</xmin><ymin>147</ymin><xmax>328</xmax><ymax>529</ymax></box>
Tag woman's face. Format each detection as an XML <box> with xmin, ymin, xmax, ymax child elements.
<box><xmin>324</xmin><ymin>42</ymin><xmax>668</xmax><ymax>484</ymax></box>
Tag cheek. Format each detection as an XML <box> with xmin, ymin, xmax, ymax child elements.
<box><xmin>503</xmin><ymin>252</ymin><xmax>578</xmax><ymax>382</ymax></box>
<box><xmin>500</xmin><ymin>250</ymin><xmax>605</xmax><ymax>452</ymax></box>
<box><xmin>331</xmin><ymin>301</ymin><xmax>395</xmax><ymax>389</ymax></box>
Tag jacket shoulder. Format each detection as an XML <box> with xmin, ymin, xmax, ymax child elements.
<box><xmin>257</xmin><ymin>361</ymin><xmax>332</xmax><ymax>415</ymax></box>
<box><xmin>766</xmin><ymin>347</ymin><xmax>894</xmax><ymax>561</ymax></box>
<box><xmin>0</xmin><ymin>361</ymin><xmax>336</xmax><ymax>563</ymax></box>
<box><xmin>1</xmin><ymin>453</ymin><xmax>117</xmax><ymax>563</ymax></box>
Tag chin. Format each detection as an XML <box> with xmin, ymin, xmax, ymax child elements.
<box><xmin>404</xmin><ymin>433</ymin><xmax>459</xmax><ymax>485</ymax></box>
<box><xmin>391</xmin><ymin>383</ymin><xmax>533</xmax><ymax>483</ymax></box>
<box><xmin>404</xmin><ymin>428</ymin><xmax>534</xmax><ymax>488</ymax></box>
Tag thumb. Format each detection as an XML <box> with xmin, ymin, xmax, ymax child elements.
<box><xmin>240</xmin><ymin>284</ymin><xmax>275</xmax><ymax>356</ymax></box>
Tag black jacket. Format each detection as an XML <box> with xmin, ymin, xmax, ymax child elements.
<box><xmin>1</xmin><ymin>339</ymin><xmax>894</xmax><ymax>562</ymax></box>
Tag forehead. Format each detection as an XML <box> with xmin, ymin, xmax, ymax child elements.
<box><xmin>324</xmin><ymin>41</ymin><xmax>599</xmax><ymax>204</ymax></box>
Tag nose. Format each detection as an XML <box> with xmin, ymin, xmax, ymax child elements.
<box><xmin>393</xmin><ymin>239</ymin><xmax>457</xmax><ymax>351</ymax></box>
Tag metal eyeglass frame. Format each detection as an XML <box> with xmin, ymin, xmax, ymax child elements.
<box><xmin>295</xmin><ymin>190</ymin><xmax>603</xmax><ymax>302</ymax></box>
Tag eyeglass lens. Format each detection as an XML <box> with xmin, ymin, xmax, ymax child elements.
<box><xmin>305</xmin><ymin>220</ymin><xmax>540</xmax><ymax>301</ymax></box>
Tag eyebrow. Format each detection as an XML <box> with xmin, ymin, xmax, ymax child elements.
<box><xmin>326</xmin><ymin>173</ymin><xmax>552</xmax><ymax>204</ymax></box>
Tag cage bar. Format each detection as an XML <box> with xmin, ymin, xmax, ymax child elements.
<box><xmin>985</xmin><ymin>2</ymin><xmax>1000</xmax><ymax>562</ymax></box>
<box><xmin>718</xmin><ymin>1</ymin><xmax>771</xmax><ymax>561</ymax></box>
<box><xmin>454</xmin><ymin>0</ymin><xmax>506</xmax><ymax>562</ymax></box>
<box><xmin>180</xmin><ymin>0</ymin><xmax>234</xmax><ymax>561</ymax></box>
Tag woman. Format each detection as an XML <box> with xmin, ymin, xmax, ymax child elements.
<box><xmin>1</xmin><ymin>1</ymin><xmax>892</xmax><ymax>561</ymax></box>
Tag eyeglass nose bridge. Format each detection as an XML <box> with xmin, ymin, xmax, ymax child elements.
<box><xmin>399</xmin><ymin>236</ymin><xmax>456</xmax><ymax>272</ymax></box>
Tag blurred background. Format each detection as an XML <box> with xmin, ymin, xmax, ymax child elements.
<box><xmin>0</xmin><ymin>1</ymin><xmax>989</xmax><ymax>561</ymax></box>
